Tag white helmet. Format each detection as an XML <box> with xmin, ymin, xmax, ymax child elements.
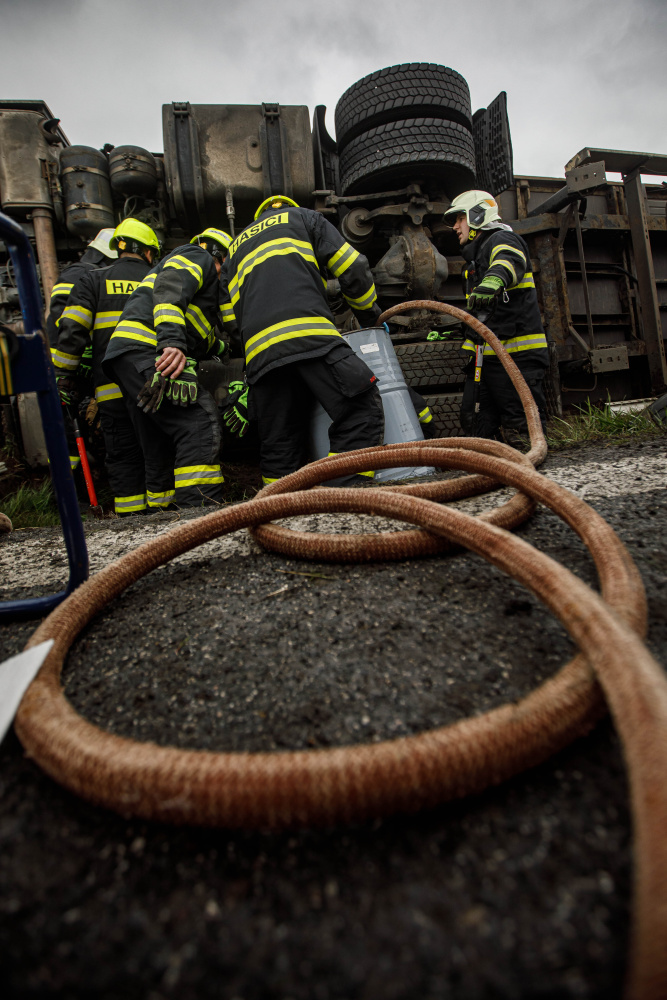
<box><xmin>443</xmin><ymin>190</ymin><xmax>501</xmax><ymax>230</ymax></box>
<box><xmin>88</xmin><ymin>229</ymin><xmax>118</xmax><ymax>258</ymax></box>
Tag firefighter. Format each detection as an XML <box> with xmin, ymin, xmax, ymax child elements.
<box><xmin>52</xmin><ymin>218</ymin><xmax>160</xmax><ymax>515</ymax></box>
<box><xmin>443</xmin><ymin>190</ymin><xmax>549</xmax><ymax>443</ymax></box>
<box><xmin>219</xmin><ymin>195</ymin><xmax>384</xmax><ymax>485</ymax></box>
<box><xmin>47</xmin><ymin>229</ymin><xmax>118</xmax><ymax>471</ymax></box>
<box><xmin>102</xmin><ymin>227</ymin><xmax>231</xmax><ymax>508</ymax></box>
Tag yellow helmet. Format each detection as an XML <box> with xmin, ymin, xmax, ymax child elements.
<box><xmin>109</xmin><ymin>218</ymin><xmax>160</xmax><ymax>253</ymax></box>
<box><xmin>442</xmin><ymin>190</ymin><xmax>501</xmax><ymax>230</ymax></box>
<box><xmin>253</xmin><ymin>195</ymin><xmax>299</xmax><ymax>221</ymax></box>
<box><xmin>190</xmin><ymin>228</ymin><xmax>232</xmax><ymax>257</ymax></box>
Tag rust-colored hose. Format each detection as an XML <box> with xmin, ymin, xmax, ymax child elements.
<box><xmin>251</xmin><ymin>301</ymin><xmax>546</xmax><ymax>560</ymax></box>
<box><xmin>13</xmin><ymin>304</ymin><xmax>667</xmax><ymax>998</ymax></box>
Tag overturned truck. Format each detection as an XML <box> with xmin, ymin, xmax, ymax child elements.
<box><xmin>1</xmin><ymin>63</ymin><xmax>666</xmax><ymax>461</ymax></box>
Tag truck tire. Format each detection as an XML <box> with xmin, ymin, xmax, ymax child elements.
<box><xmin>339</xmin><ymin>118</ymin><xmax>476</xmax><ymax>196</ymax></box>
<box><xmin>422</xmin><ymin>392</ymin><xmax>464</xmax><ymax>437</ymax></box>
<box><xmin>335</xmin><ymin>63</ymin><xmax>472</xmax><ymax>148</ymax></box>
<box><xmin>395</xmin><ymin>341</ymin><xmax>467</xmax><ymax>391</ymax></box>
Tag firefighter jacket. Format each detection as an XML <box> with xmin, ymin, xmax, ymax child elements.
<box><xmin>52</xmin><ymin>256</ymin><xmax>151</xmax><ymax>404</ymax></box>
<box><xmin>219</xmin><ymin>206</ymin><xmax>381</xmax><ymax>384</ymax></box>
<box><xmin>45</xmin><ymin>248</ymin><xmax>107</xmax><ymax>344</ymax></box>
<box><xmin>461</xmin><ymin>228</ymin><xmax>548</xmax><ymax>366</ymax></box>
<box><xmin>104</xmin><ymin>244</ymin><xmax>226</xmax><ymax>377</ymax></box>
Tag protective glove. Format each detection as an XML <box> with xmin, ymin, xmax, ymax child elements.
<box><xmin>426</xmin><ymin>330</ymin><xmax>453</xmax><ymax>341</ymax></box>
<box><xmin>78</xmin><ymin>345</ymin><xmax>93</xmax><ymax>382</ymax></box>
<box><xmin>137</xmin><ymin>371</ymin><xmax>168</xmax><ymax>413</ymax></box>
<box><xmin>221</xmin><ymin>380</ymin><xmax>250</xmax><ymax>438</ymax></box>
<box><xmin>467</xmin><ymin>275</ymin><xmax>504</xmax><ymax>314</ymax></box>
<box><xmin>165</xmin><ymin>358</ymin><xmax>198</xmax><ymax>406</ymax></box>
<box><xmin>55</xmin><ymin>372</ymin><xmax>81</xmax><ymax>407</ymax></box>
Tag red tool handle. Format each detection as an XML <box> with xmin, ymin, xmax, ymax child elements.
<box><xmin>72</xmin><ymin>417</ymin><xmax>99</xmax><ymax>508</ymax></box>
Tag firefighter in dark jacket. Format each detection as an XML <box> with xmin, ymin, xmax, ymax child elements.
<box><xmin>46</xmin><ymin>228</ymin><xmax>118</xmax><ymax>344</ymax></box>
<box><xmin>103</xmin><ymin>227</ymin><xmax>231</xmax><ymax>508</ymax></box>
<box><xmin>443</xmin><ymin>190</ymin><xmax>549</xmax><ymax>442</ymax></box>
<box><xmin>52</xmin><ymin>219</ymin><xmax>159</xmax><ymax>514</ymax></box>
<box><xmin>219</xmin><ymin>195</ymin><xmax>384</xmax><ymax>485</ymax></box>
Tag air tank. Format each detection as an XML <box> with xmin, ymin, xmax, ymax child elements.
<box><xmin>60</xmin><ymin>145</ymin><xmax>114</xmax><ymax>237</ymax></box>
<box><xmin>109</xmin><ymin>145</ymin><xmax>158</xmax><ymax>198</ymax></box>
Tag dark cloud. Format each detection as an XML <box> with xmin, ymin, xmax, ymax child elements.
<box><xmin>1</xmin><ymin>0</ymin><xmax>665</xmax><ymax>179</ymax></box>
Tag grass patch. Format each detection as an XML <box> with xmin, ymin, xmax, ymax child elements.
<box><xmin>547</xmin><ymin>399</ymin><xmax>665</xmax><ymax>450</ymax></box>
<box><xmin>0</xmin><ymin>479</ymin><xmax>61</xmax><ymax>529</ymax></box>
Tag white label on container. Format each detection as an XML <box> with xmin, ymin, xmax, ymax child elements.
<box><xmin>359</xmin><ymin>343</ymin><xmax>380</xmax><ymax>354</ymax></box>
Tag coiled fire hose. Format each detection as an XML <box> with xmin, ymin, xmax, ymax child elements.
<box><xmin>14</xmin><ymin>303</ymin><xmax>667</xmax><ymax>1000</ymax></box>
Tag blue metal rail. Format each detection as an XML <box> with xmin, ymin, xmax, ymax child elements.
<box><xmin>0</xmin><ymin>211</ymin><xmax>88</xmax><ymax>621</ymax></box>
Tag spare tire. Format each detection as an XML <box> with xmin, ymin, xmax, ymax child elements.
<box><xmin>339</xmin><ymin>118</ymin><xmax>476</xmax><ymax>196</ymax></box>
<box><xmin>335</xmin><ymin>63</ymin><xmax>472</xmax><ymax>148</ymax></box>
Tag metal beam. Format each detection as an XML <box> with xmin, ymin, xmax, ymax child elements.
<box><xmin>624</xmin><ymin>169</ymin><xmax>667</xmax><ymax>393</ymax></box>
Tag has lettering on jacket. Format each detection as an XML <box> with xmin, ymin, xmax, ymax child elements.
<box><xmin>105</xmin><ymin>279</ymin><xmax>141</xmax><ymax>295</ymax></box>
<box><xmin>229</xmin><ymin>213</ymin><xmax>288</xmax><ymax>258</ymax></box>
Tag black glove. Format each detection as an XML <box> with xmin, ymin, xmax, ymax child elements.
<box><xmin>467</xmin><ymin>275</ymin><xmax>504</xmax><ymax>314</ymax></box>
<box><xmin>55</xmin><ymin>372</ymin><xmax>82</xmax><ymax>407</ymax></box>
<box><xmin>137</xmin><ymin>372</ymin><xmax>168</xmax><ymax>413</ymax></box>
<box><xmin>221</xmin><ymin>380</ymin><xmax>250</xmax><ymax>437</ymax></box>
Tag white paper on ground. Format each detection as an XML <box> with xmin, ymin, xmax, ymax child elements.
<box><xmin>0</xmin><ymin>640</ymin><xmax>54</xmax><ymax>744</ymax></box>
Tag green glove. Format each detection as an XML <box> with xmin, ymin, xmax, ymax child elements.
<box><xmin>137</xmin><ymin>371</ymin><xmax>167</xmax><ymax>413</ymax></box>
<box><xmin>166</xmin><ymin>358</ymin><xmax>198</xmax><ymax>406</ymax></box>
<box><xmin>78</xmin><ymin>344</ymin><xmax>93</xmax><ymax>381</ymax></box>
<box><xmin>222</xmin><ymin>380</ymin><xmax>250</xmax><ymax>438</ymax></box>
<box><xmin>55</xmin><ymin>372</ymin><xmax>81</xmax><ymax>407</ymax></box>
<box><xmin>467</xmin><ymin>275</ymin><xmax>504</xmax><ymax>313</ymax></box>
<box><xmin>426</xmin><ymin>330</ymin><xmax>453</xmax><ymax>341</ymax></box>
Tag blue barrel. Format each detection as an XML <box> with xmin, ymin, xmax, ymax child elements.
<box><xmin>309</xmin><ymin>327</ymin><xmax>435</xmax><ymax>482</ymax></box>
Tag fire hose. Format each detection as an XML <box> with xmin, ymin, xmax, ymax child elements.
<box><xmin>13</xmin><ymin>303</ymin><xmax>667</xmax><ymax>999</ymax></box>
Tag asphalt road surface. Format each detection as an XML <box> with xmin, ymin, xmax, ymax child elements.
<box><xmin>0</xmin><ymin>438</ymin><xmax>665</xmax><ymax>1000</ymax></box>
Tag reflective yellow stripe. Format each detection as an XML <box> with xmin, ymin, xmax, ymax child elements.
<box><xmin>61</xmin><ymin>304</ymin><xmax>93</xmax><ymax>330</ymax></box>
<box><xmin>229</xmin><ymin>212</ymin><xmax>289</xmax><ymax>258</ymax></box>
<box><xmin>115</xmin><ymin>494</ymin><xmax>146</xmax><ymax>513</ymax></box>
<box><xmin>154</xmin><ymin>303</ymin><xmax>186</xmax><ymax>326</ymax></box>
<box><xmin>418</xmin><ymin>407</ymin><xmax>432</xmax><ymax>423</ymax></box>
<box><xmin>0</xmin><ymin>334</ymin><xmax>14</xmax><ymax>395</ymax></box>
<box><xmin>462</xmin><ymin>332</ymin><xmax>548</xmax><ymax>355</ymax></box>
<box><xmin>262</xmin><ymin>476</ymin><xmax>280</xmax><ymax>485</ymax></box>
<box><xmin>111</xmin><ymin>320</ymin><xmax>157</xmax><ymax>347</ymax></box>
<box><xmin>51</xmin><ymin>282</ymin><xmax>74</xmax><ymax>298</ymax></box>
<box><xmin>69</xmin><ymin>454</ymin><xmax>81</xmax><ymax>470</ymax></box>
<box><xmin>147</xmin><ymin>489</ymin><xmax>175</xmax><ymax>508</ymax></box>
<box><xmin>327</xmin><ymin>242</ymin><xmax>359</xmax><ymax>277</ymax></box>
<box><xmin>139</xmin><ymin>273</ymin><xmax>158</xmax><ymax>288</ymax></box>
<box><xmin>490</xmin><ymin>243</ymin><xmax>526</xmax><ymax>265</ymax></box>
<box><xmin>186</xmin><ymin>303</ymin><xmax>212</xmax><ymax>338</ymax></box>
<box><xmin>245</xmin><ymin>316</ymin><xmax>341</xmax><ymax>364</ymax></box>
<box><xmin>494</xmin><ymin>259</ymin><xmax>517</xmax><ymax>284</ymax></box>
<box><xmin>51</xmin><ymin>348</ymin><xmax>80</xmax><ymax>370</ymax></box>
<box><xmin>229</xmin><ymin>238</ymin><xmax>318</xmax><ymax>305</ymax></box>
<box><xmin>512</xmin><ymin>272</ymin><xmax>536</xmax><ymax>290</ymax></box>
<box><xmin>343</xmin><ymin>284</ymin><xmax>377</xmax><ymax>310</ymax></box>
<box><xmin>220</xmin><ymin>303</ymin><xmax>236</xmax><ymax>324</ymax></box>
<box><xmin>93</xmin><ymin>310</ymin><xmax>122</xmax><ymax>330</ymax></box>
<box><xmin>95</xmin><ymin>382</ymin><xmax>123</xmax><ymax>402</ymax></box>
<box><xmin>163</xmin><ymin>255</ymin><xmax>203</xmax><ymax>288</ymax></box>
<box><xmin>174</xmin><ymin>464</ymin><xmax>224</xmax><ymax>488</ymax></box>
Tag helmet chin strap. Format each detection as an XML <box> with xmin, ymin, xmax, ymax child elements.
<box><xmin>468</xmin><ymin>228</ymin><xmax>477</xmax><ymax>241</ymax></box>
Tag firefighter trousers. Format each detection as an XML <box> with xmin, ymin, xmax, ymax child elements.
<box><xmin>98</xmin><ymin>395</ymin><xmax>147</xmax><ymax>514</ymax></box>
<box><xmin>460</xmin><ymin>353</ymin><xmax>548</xmax><ymax>443</ymax></box>
<box><xmin>107</xmin><ymin>354</ymin><xmax>224</xmax><ymax>508</ymax></box>
<box><xmin>252</xmin><ymin>344</ymin><xmax>384</xmax><ymax>483</ymax></box>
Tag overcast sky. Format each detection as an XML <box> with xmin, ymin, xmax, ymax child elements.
<box><xmin>2</xmin><ymin>0</ymin><xmax>666</xmax><ymax>180</ymax></box>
